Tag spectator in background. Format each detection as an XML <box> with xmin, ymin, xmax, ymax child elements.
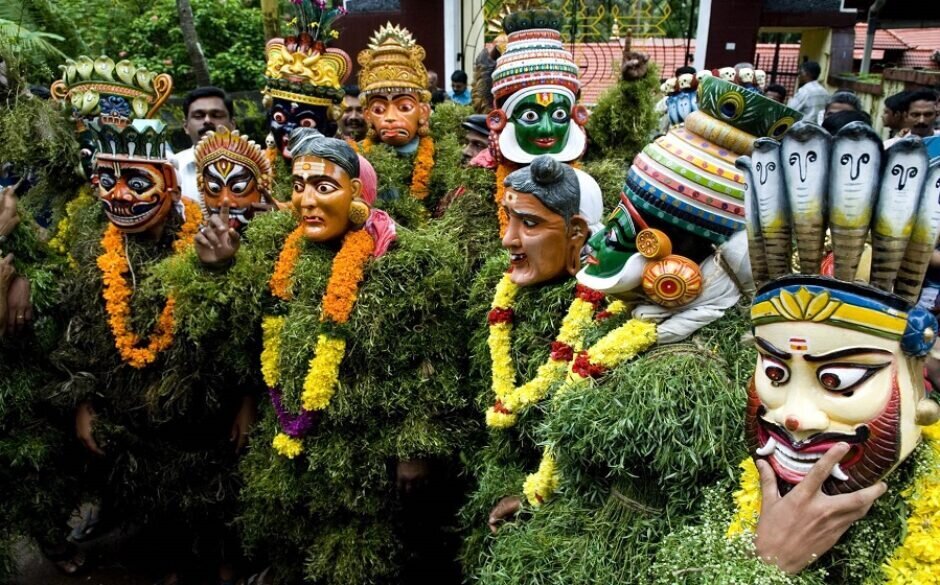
<box><xmin>882</xmin><ymin>91</ymin><xmax>910</xmax><ymax>136</ymax></box>
<box><xmin>449</xmin><ymin>70</ymin><xmax>471</xmax><ymax>105</ymax></box>
<box><xmin>787</xmin><ymin>61</ymin><xmax>828</xmax><ymax>124</ymax></box>
<box><xmin>903</xmin><ymin>89</ymin><xmax>939</xmax><ymax>139</ymax></box>
<box><xmin>174</xmin><ymin>86</ymin><xmax>235</xmax><ymax>201</ymax></box>
<box><xmin>824</xmin><ymin>91</ymin><xmax>863</xmax><ymax>119</ymax></box>
<box><xmin>338</xmin><ymin>84</ymin><xmax>367</xmax><ymax>142</ymax></box>
<box><xmin>460</xmin><ymin>114</ymin><xmax>489</xmax><ymax>165</ymax></box>
<box><xmin>764</xmin><ymin>84</ymin><xmax>787</xmax><ymax>103</ymax></box>
<box><xmin>427</xmin><ymin>70</ymin><xmax>447</xmax><ymax>106</ymax></box>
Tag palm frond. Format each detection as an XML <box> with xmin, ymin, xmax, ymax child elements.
<box><xmin>0</xmin><ymin>18</ymin><xmax>66</xmax><ymax>59</ymax></box>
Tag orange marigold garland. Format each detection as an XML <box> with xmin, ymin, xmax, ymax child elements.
<box><xmin>269</xmin><ymin>226</ymin><xmax>306</xmax><ymax>301</ymax></box>
<box><xmin>495</xmin><ymin>162</ymin><xmax>514</xmax><ymax>238</ymax></box>
<box><xmin>97</xmin><ymin>199</ymin><xmax>202</xmax><ymax>369</ymax></box>
<box><xmin>351</xmin><ymin>136</ymin><xmax>435</xmax><ymax>200</ymax></box>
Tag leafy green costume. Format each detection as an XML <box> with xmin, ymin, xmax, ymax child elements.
<box><xmin>651</xmin><ymin>436</ymin><xmax>937</xmax><ymax>584</ymax></box>
<box><xmin>169</xmin><ymin>209</ymin><xmax>472</xmax><ymax>584</ymax></box>
<box><xmin>461</xmin><ymin>255</ymin><xmax>755</xmax><ymax>582</ymax></box>
<box><xmin>49</xmin><ymin>202</ymin><xmax>249</xmax><ymax>565</ymax></box>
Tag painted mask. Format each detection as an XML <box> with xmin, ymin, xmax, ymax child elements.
<box><xmin>661</xmin><ymin>78</ymin><xmax>677</xmax><ymax>94</ymax></box>
<box><xmin>509</xmin><ymin>92</ymin><xmax>573</xmax><ymax>155</ymax></box>
<box><xmin>501</xmin><ymin>188</ymin><xmax>580</xmax><ymax>287</ymax></box>
<box><xmin>364</xmin><ymin>92</ymin><xmax>429</xmax><ymax>147</ymax></box>
<box><xmin>677</xmin><ymin>73</ymin><xmax>695</xmax><ymax>91</ymax></box>
<box><xmin>291</xmin><ymin>155</ymin><xmax>362</xmax><ymax>243</ymax></box>
<box><xmin>269</xmin><ymin>98</ymin><xmax>336</xmax><ymax>159</ymax></box>
<box><xmin>77</xmin><ymin>125</ymin><xmax>97</xmax><ymax>179</ymax></box>
<box><xmin>747</xmin><ymin>277</ymin><xmax>938</xmax><ymax>495</ymax></box>
<box><xmin>96</xmin><ymin>159</ymin><xmax>178</xmax><ymax>233</ymax></box>
<box><xmin>195</xmin><ymin>128</ymin><xmax>272</xmax><ymax>231</ymax></box>
<box><xmin>754</xmin><ymin>69</ymin><xmax>767</xmax><ymax>88</ymax></box>
<box><xmin>718</xmin><ymin>67</ymin><xmax>737</xmax><ymax>83</ymax></box>
<box><xmin>737</xmin><ymin>68</ymin><xmax>755</xmax><ymax>85</ymax></box>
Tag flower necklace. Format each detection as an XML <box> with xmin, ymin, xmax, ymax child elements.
<box><xmin>523</xmin><ymin>316</ymin><xmax>658</xmax><ymax>506</ymax></box>
<box><xmin>352</xmin><ymin>135</ymin><xmax>435</xmax><ymax>200</ymax></box>
<box><xmin>262</xmin><ymin>225</ymin><xmax>376</xmax><ymax>458</ymax></box>
<box><xmin>726</xmin><ymin>424</ymin><xmax>940</xmax><ymax>584</ymax></box>
<box><xmin>485</xmin><ymin>272</ymin><xmax>613</xmax><ymax>429</ymax></box>
<box><xmin>97</xmin><ymin>198</ymin><xmax>202</xmax><ymax>369</ymax></box>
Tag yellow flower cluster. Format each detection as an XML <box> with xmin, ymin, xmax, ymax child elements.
<box><xmin>523</xmin><ymin>449</ymin><xmax>560</xmax><ymax>507</ymax></box>
<box><xmin>726</xmin><ymin>457</ymin><xmax>761</xmax><ymax>537</ymax></box>
<box><xmin>301</xmin><ymin>335</ymin><xmax>347</xmax><ymax>411</ymax></box>
<box><xmin>48</xmin><ymin>185</ymin><xmax>95</xmax><ymax>260</ymax></box>
<box><xmin>882</xmin><ymin>424</ymin><xmax>940</xmax><ymax>584</ymax></box>
<box><xmin>260</xmin><ymin>316</ymin><xmax>286</xmax><ymax>388</ymax></box>
<box><xmin>485</xmin><ymin>273</ymin><xmax>600</xmax><ymax>429</ymax></box>
<box><xmin>272</xmin><ymin>433</ymin><xmax>303</xmax><ymax>459</ymax></box>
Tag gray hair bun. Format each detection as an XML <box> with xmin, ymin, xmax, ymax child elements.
<box><xmin>529</xmin><ymin>155</ymin><xmax>565</xmax><ymax>186</ymax></box>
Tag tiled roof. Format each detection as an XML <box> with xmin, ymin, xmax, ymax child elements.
<box><xmin>890</xmin><ymin>28</ymin><xmax>940</xmax><ymax>50</ymax></box>
<box><xmin>854</xmin><ymin>23</ymin><xmax>910</xmax><ymax>50</ymax></box>
<box><xmin>574</xmin><ymin>40</ymin><xmax>803</xmax><ymax>106</ymax></box>
<box><xmin>900</xmin><ymin>49</ymin><xmax>939</xmax><ymax>69</ymax></box>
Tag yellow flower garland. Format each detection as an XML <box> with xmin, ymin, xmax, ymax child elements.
<box><xmin>524</xmin><ymin>318</ymin><xmax>658</xmax><ymax>506</ymax></box>
<box><xmin>48</xmin><ymin>185</ymin><xmax>96</xmax><ymax>262</ymax></box>
<box><xmin>485</xmin><ymin>273</ymin><xmax>611</xmax><ymax>429</ymax></box>
<box><xmin>97</xmin><ymin>199</ymin><xmax>202</xmax><ymax>369</ymax></box>
<box><xmin>725</xmin><ymin>424</ymin><xmax>940</xmax><ymax>584</ymax></box>
<box><xmin>264</xmin><ymin>227</ymin><xmax>376</xmax><ymax>458</ymax></box>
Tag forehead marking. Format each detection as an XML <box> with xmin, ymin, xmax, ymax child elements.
<box><xmin>297</xmin><ymin>160</ymin><xmax>326</xmax><ymax>175</ymax></box>
<box><xmin>535</xmin><ymin>92</ymin><xmax>554</xmax><ymax>107</ymax></box>
<box><xmin>789</xmin><ymin>337</ymin><xmax>808</xmax><ymax>352</ymax></box>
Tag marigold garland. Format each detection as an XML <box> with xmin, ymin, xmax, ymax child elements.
<box><xmin>97</xmin><ymin>199</ymin><xmax>202</xmax><ymax>369</ymax></box>
<box><xmin>264</xmin><ymin>227</ymin><xmax>376</xmax><ymax>458</ymax></box>
<box><xmin>352</xmin><ymin>136</ymin><xmax>435</xmax><ymax>200</ymax></box>
<box><xmin>524</xmin><ymin>317</ymin><xmax>658</xmax><ymax>506</ymax></box>
<box><xmin>485</xmin><ymin>273</ymin><xmax>610</xmax><ymax>429</ymax></box>
<box><xmin>48</xmin><ymin>185</ymin><xmax>96</xmax><ymax>259</ymax></box>
<box><xmin>494</xmin><ymin>162</ymin><xmax>513</xmax><ymax>237</ymax></box>
<box><xmin>725</xmin><ymin>424</ymin><xmax>940</xmax><ymax>584</ymax></box>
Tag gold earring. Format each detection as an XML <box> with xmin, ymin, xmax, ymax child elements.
<box><xmin>417</xmin><ymin>120</ymin><xmax>430</xmax><ymax>137</ymax></box>
<box><xmin>348</xmin><ymin>198</ymin><xmax>369</xmax><ymax>226</ymax></box>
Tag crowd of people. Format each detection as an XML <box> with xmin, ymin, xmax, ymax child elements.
<box><xmin>2</xmin><ymin>4</ymin><xmax>940</xmax><ymax>585</ymax></box>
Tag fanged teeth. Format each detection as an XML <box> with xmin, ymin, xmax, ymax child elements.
<box><xmin>758</xmin><ymin>437</ymin><xmax>848</xmax><ymax>482</ymax></box>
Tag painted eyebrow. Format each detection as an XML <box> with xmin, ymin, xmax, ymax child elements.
<box><xmin>755</xmin><ymin>337</ymin><xmax>792</xmax><ymax>360</ymax></box>
<box><xmin>802</xmin><ymin>347</ymin><xmax>893</xmax><ymax>362</ymax></box>
<box><xmin>503</xmin><ymin>205</ymin><xmax>543</xmax><ymax>223</ymax></box>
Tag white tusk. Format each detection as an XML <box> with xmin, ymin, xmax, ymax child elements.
<box><xmin>756</xmin><ymin>437</ymin><xmax>777</xmax><ymax>456</ymax></box>
<box><xmin>830</xmin><ymin>463</ymin><xmax>849</xmax><ymax>481</ymax></box>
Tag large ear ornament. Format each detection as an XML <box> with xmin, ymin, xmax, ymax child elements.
<box><xmin>571</xmin><ymin>105</ymin><xmax>590</xmax><ymax>127</ymax></box>
<box><xmin>901</xmin><ymin>307</ymin><xmax>938</xmax><ymax>358</ymax></box>
<box><xmin>487</xmin><ymin>109</ymin><xmax>507</xmax><ymax>132</ymax></box>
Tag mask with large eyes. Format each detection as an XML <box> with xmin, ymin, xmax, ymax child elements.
<box><xmin>201</xmin><ymin>161</ymin><xmax>262</xmax><ymax>230</ymax></box>
<box><xmin>697</xmin><ymin>75</ymin><xmax>801</xmax><ymax>138</ymax></box>
<box><xmin>508</xmin><ymin>93</ymin><xmax>573</xmax><ymax>156</ymax></box>
<box><xmin>578</xmin><ymin>194</ymin><xmax>648</xmax><ymax>294</ymax></box>
<box><xmin>746</xmin><ymin>281</ymin><xmax>940</xmax><ymax>495</ymax></box>
<box><xmin>364</xmin><ymin>93</ymin><xmax>429</xmax><ymax>148</ymax></box>
<box><xmin>268</xmin><ymin>98</ymin><xmax>335</xmax><ymax>160</ymax></box>
<box><xmin>96</xmin><ymin>160</ymin><xmax>178</xmax><ymax>233</ymax></box>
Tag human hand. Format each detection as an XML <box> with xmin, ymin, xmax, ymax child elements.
<box><xmin>75</xmin><ymin>402</ymin><xmax>105</xmax><ymax>456</ymax></box>
<box><xmin>195</xmin><ymin>202</ymin><xmax>240</xmax><ymax>267</ymax></box>
<box><xmin>488</xmin><ymin>495</ymin><xmax>522</xmax><ymax>534</ymax></box>
<box><xmin>0</xmin><ymin>182</ymin><xmax>21</xmax><ymax>238</ymax></box>
<box><xmin>754</xmin><ymin>443</ymin><xmax>887</xmax><ymax>574</ymax></box>
<box><xmin>396</xmin><ymin>459</ymin><xmax>431</xmax><ymax>496</ymax></box>
<box><xmin>0</xmin><ymin>254</ymin><xmax>14</xmax><ymax>333</ymax></box>
<box><xmin>229</xmin><ymin>395</ymin><xmax>257</xmax><ymax>452</ymax></box>
<box><xmin>5</xmin><ymin>275</ymin><xmax>31</xmax><ymax>335</ymax></box>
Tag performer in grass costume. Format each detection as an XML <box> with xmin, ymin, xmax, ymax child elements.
<box><xmin>652</xmin><ymin>126</ymin><xmax>940</xmax><ymax>584</ymax></box>
<box><xmin>176</xmin><ymin>127</ymin><xmax>471</xmax><ymax>584</ymax></box>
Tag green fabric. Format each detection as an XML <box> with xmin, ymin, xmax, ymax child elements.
<box><xmin>203</xmin><ymin>210</ymin><xmax>472</xmax><ymax>584</ymax></box>
<box><xmin>652</xmin><ymin>439</ymin><xmax>927</xmax><ymax>585</ymax></box>
<box><xmin>471</xmin><ymin>305</ymin><xmax>753</xmax><ymax>584</ymax></box>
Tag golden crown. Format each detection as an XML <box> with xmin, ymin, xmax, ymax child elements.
<box><xmin>263</xmin><ymin>38</ymin><xmax>351</xmax><ymax>108</ymax></box>
<box><xmin>357</xmin><ymin>23</ymin><xmax>431</xmax><ymax>102</ymax></box>
<box><xmin>194</xmin><ymin>128</ymin><xmax>272</xmax><ymax>196</ymax></box>
<box><xmin>50</xmin><ymin>55</ymin><xmax>173</xmax><ymax>122</ymax></box>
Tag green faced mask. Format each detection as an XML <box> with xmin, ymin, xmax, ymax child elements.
<box><xmin>510</xmin><ymin>93</ymin><xmax>573</xmax><ymax>155</ymax></box>
<box><xmin>578</xmin><ymin>195</ymin><xmax>657</xmax><ymax>295</ymax></box>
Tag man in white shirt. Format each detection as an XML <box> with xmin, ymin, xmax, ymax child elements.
<box><xmin>787</xmin><ymin>61</ymin><xmax>829</xmax><ymax>125</ymax></box>
<box><xmin>174</xmin><ymin>87</ymin><xmax>235</xmax><ymax>201</ymax></box>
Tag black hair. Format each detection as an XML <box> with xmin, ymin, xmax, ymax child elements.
<box><xmin>765</xmin><ymin>84</ymin><xmax>787</xmax><ymax>99</ymax></box>
<box><xmin>343</xmin><ymin>84</ymin><xmax>360</xmax><ymax>96</ymax></box>
<box><xmin>827</xmin><ymin>91</ymin><xmax>863</xmax><ymax>112</ymax></box>
<box><xmin>451</xmin><ymin>70</ymin><xmax>468</xmax><ymax>84</ymax></box>
<box><xmin>675</xmin><ymin>66</ymin><xmax>696</xmax><ymax>77</ymax></box>
<box><xmin>183</xmin><ymin>86</ymin><xmax>234</xmax><ymax>119</ymax></box>
<box><xmin>906</xmin><ymin>89</ymin><xmax>939</xmax><ymax>110</ymax></box>
<box><xmin>504</xmin><ymin>156</ymin><xmax>579</xmax><ymax>223</ymax></box>
<box><xmin>884</xmin><ymin>91</ymin><xmax>911</xmax><ymax>113</ymax></box>
<box><xmin>821</xmin><ymin>110</ymin><xmax>872</xmax><ymax>134</ymax></box>
<box><xmin>800</xmin><ymin>61</ymin><xmax>821</xmax><ymax>81</ymax></box>
<box><xmin>288</xmin><ymin>128</ymin><xmax>360</xmax><ymax>179</ymax></box>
